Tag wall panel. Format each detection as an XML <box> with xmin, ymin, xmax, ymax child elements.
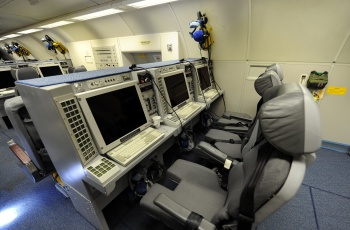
<box><xmin>211</xmin><ymin>61</ymin><xmax>247</xmax><ymax>115</ymax></box>
<box><xmin>318</xmin><ymin>65</ymin><xmax>350</xmax><ymax>144</ymax></box>
<box><xmin>250</xmin><ymin>0</ymin><xmax>350</xmax><ymax>62</ymax></box>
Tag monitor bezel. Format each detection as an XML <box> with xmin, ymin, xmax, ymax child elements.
<box><xmin>37</xmin><ymin>64</ymin><xmax>64</xmax><ymax>77</ymax></box>
<box><xmin>160</xmin><ymin>69</ymin><xmax>191</xmax><ymax>112</ymax></box>
<box><xmin>76</xmin><ymin>80</ymin><xmax>151</xmax><ymax>154</ymax></box>
<box><xmin>195</xmin><ymin>64</ymin><xmax>212</xmax><ymax>94</ymax></box>
<box><xmin>0</xmin><ymin>68</ymin><xmax>16</xmax><ymax>89</ymax></box>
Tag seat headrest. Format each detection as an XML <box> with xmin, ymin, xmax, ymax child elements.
<box><xmin>266</xmin><ymin>63</ymin><xmax>284</xmax><ymax>81</ymax></box>
<box><xmin>73</xmin><ymin>66</ymin><xmax>87</xmax><ymax>73</ymax></box>
<box><xmin>259</xmin><ymin>83</ymin><xmax>321</xmax><ymax>156</ymax></box>
<box><xmin>254</xmin><ymin>70</ymin><xmax>281</xmax><ymax>96</ymax></box>
<box><xmin>262</xmin><ymin>82</ymin><xmax>302</xmax><ymax>103</ymax></box>
<box><xmin>16</xmin><ymin>67</ymin><xmax>40</xmax><ymax>80</ymax></box>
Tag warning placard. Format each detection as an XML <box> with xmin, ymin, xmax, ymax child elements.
<box><xmin>326</xmin><ymin>86</ymin><xmax>347</xmax><ymax>95</ymax></box>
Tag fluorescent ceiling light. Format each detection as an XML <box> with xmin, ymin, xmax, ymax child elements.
<box><xmin>127</xmin><ymin>0</ymin><xmax>178</xmax><ymax>9</ymax></box>
<box><xmin>39</xmin><ymin>21</ymin><xmax>73</xmax><ymax>29</ymax></box>
<box><xmin>18</xmin><ymin>28</ymin><xmax>43</xmax><ymax>34</ymax></box>
<box><xmin>71</xmin><ymin>9</ymin><xmax>123</xmax><ymax>21</ymax></box>
<box><xmin>4</xmin><ymin>34</ymin><xmax>21</xmax><ymax>38</ymax></box>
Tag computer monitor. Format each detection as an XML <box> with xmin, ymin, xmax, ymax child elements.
<box><xmin>0</xmin><ymin>69</ymin><xmax>16</xmax><ymax>89</ymax></box>
<box><xmin>196</xmin><ymin>64</ymin><xmax>211</xmax><ymax>92</ymax></box>
<box><xmin>77</xmin><ymin>80</ymin><xmax>151</xmax><ymax>154</ymax></box>
<box><xmin>161</xmin><ymin>69</ymin><xmax>191</xmax><ymax>112</ymax></box>
<box><xmin>37</xmin><ymin>64</ymin><xmax>64</xmax><ymax>77</ymax></box>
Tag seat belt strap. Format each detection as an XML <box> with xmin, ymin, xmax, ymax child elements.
<box><xmin>238</xmin><ymin>141</ymin><xmax>273</xmax><ymax>230</ymax></box>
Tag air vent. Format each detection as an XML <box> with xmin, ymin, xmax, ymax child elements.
<box><xmin>56</xmin><ymin>96</ymin><xmax>98</xmax><ymax>165</ymax></box>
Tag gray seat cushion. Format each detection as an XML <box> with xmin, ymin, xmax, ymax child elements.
<box><xmin>141</xmin><ymin>160</ymin><xmax>227</xmax><ymax>229</ymax></box>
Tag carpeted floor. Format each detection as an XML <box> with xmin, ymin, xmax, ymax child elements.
<box><xmin>1</xmin><ymin>127</ymin><xmax>349</xmax><ymax>230</ymax></box>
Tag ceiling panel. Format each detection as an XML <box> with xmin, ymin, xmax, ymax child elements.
<box><xmin>0</xmin><ymin>0</ymin><xmax>112</xmax><ymax>34</ymax></box>
<box><xmin>249</xmin><ymin>0</ymin><xmax>350</xmax><ymax>63</ymax></box>
<box><xmin>80</xmin><ymin>14</ymin><xmax>133</xmax><ymax>39</ymax></box>
<box><xmin>119</xmin><ymin>4</ymin><xmax>180</xmax><ymax>35</ymax></box>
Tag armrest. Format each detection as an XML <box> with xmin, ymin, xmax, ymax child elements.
<box><xmin>222</xmin><ymin>111</ymin><xmax>253</xmax><ymax>123</ymax></box>
<box><xmin>194</xmin><ymin>141</ymin><xmax>228</xmax><ymax>164</ymax></box>
<box><xmin>154</xmin><ymin>193</ymin><xmax>216</xmax><ymax>230</ymax></box>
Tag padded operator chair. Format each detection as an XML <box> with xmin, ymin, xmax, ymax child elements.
<box><xmin>12</xmin><ymin>66</ymin><xmax>40</xmax><ymax>80</ymax></box>
<box><xmin>140</xmin><ymin>83</ymin><xmax>321</xmax><ymax>230</ymax></box>
<box><xmin>5</xmin><ymin>96</ymin><xmax>54</xmax><ymax>176</ymax></box>
<box><xmin>5</xmin><ymin>67</ymin><xmax>53</xmax><ymax>179</ymax></box>
<box><xmin>11</xmin><ymin>67</ymin><xmax>40</xmax><ymax>96</ymax></box>
<box><xmin>221</xmin><ymin>63</ymin><xmax>284</xmax><ymax>123</ymax></box>
<box><xmin>203</xmin><ymin>70</ymin><xmax>282</xmax><ymax>159</ymax></box>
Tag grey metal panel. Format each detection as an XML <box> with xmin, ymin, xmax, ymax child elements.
<box><xmin>66</xmin><ymin>184</ymin><xmax>107</xmax><ymax>230</ymax></box>
<box><xmin>16</xmin><ymin>66</ymin><xmax>131</xmax><ymax>87</ymax></box>
<box><xmin>16</xmin><ymin>83</ymin><xmax>93</xmax><ymax>198</ymax></box>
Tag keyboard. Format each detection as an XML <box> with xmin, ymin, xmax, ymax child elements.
<box><xmin>108</xmin><ymin>127</ymin><xmax>165</xmax><ymax>166</ymax></box>
<box><xmin>163</xmin><ymin>114</ymin><xmax>183</xmax><ymax>127</ymax></box>
<box><xmin>0</xmin><ymin>89</ymin><xmax>15</xmax><ymax>97</ymax></box>
<box><xmin>204</xmin><ymin>89</ymin><xmax>219</xmax><ymax>98</ymax></box>
<box><xmin>175</xmin><ymin>102</ymin><xmax>202</xmax><ymax>120</ymax></box>
<box><xmin>84</xmin><ymin>156</ymin><xmax>121</xmax><ymax>185</ymax></box>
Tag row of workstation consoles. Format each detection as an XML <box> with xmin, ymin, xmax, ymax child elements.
<box><xmin>10</xmin><ymin>58</ymin><xmax>223</xmax><ymax>229</ymax></box>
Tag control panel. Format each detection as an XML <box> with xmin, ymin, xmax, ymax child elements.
<box><xmin>92</xmin><ymin>46</ymin><xmax>119</xmax><ymax>70</ymax></box>
<box><xmin>131</xmin><ymin>70</ymin><xmax>158</xmax><ymax>116</ymax></box>
<box><xmin>181</xmin><ymin>63</ymin><xmax>194</xmax><ymax>100</ymax></box>
<box><xmin>70</xmin><ymin>72</ymin><xmax>131</xmax><ymax>93</ymax></box>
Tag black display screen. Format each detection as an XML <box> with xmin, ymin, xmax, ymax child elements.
<box><xmin>86</xmin><ymin>86</ymin><xmax>147</xmax><ymax>145</ymax></box>
<box><xmin>0</xmin><ymin>70</ymin><xmax>16</xmax><ymax>89</ymax></box>
<box><xmin>39</xmin><ymin>66</ymin><xmax>63</xmax><ymax>77</ymax></box>
<box><xmin>197</xmin><ymin>66</ymin><xmax>211</xmax><ymax>91</ymax></box>
<box><xmin>163</xmin><ymin>73</ymin><xmax>189</xmax><ymax>108</ymax></box>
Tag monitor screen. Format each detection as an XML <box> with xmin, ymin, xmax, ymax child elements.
<box><xmin>77</xmin><ymin>81</ymin><xmax>149</xmax><ymax>154</ymax></box>
<box><xmin>197</xmin><ymin>65</ymin><xmax>211</xmax><ymax>91</ymax></box>
<box><xmin>163</xmin><ymin>72</ymin><xmax>189</xmax><ymax>109</ymax></box>
<box><xmin>0</xmin><ymin>70</ymin><xmax>16</xmax><ymax>89</ymax></box>
<box><xmin>39</xmin><ymin>65</ymin><xmax>63</xmax><ymax>77</ymax></box>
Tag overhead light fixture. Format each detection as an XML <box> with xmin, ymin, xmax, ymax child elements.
<box><xmin>39</xmin><ymin>20</ymin><xmax>73</xmax><ymax>29</ymax></box>
<box><xmin>18</xmin><ymin>28</ymin><xmax>43</xmax><ymax>34</ymax></box>
<box><xmin>0</xmin><ymin>37</ymin><xmax>6</xmax><ymax>41</ymax></box>
<box><xmin>71</xmin><ymin>8</ymin><xmax>123</xmax><ymax>21</ymax></box>
<box><xmin>4</xmin><ymin>34</ymin><xmax>21</xmax><ymax>38</ymax></box>
<box><xmin>127</xmin><ymin>0</ymin><xmax>178</xmax><ymax>9</ymax></box>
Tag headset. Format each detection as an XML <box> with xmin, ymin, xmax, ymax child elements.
<box><xmin>3</xmin><ymin>43</ymin><xmax>13</xmax><ymax>54</ymax></box>
<box><xmin>41</xmin><ymin>34</ymin><xmax>69</xmax><ymax>57</ymax></box>
<box><xmin>9</xmin><ymin>42</ymin><xmax>31</xmax><ymax>60</ymax></box>
<box><xmin>128</xmin><ymin>159</ymin><xmax>165</xmax><ymax>198</ymax></box>
<box><xmin>189</xmin><ymin>11</ymin><xmax>212</xmax><ymax>50</ymax></box>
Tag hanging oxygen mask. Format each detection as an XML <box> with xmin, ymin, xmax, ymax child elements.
<box><xmin>189</xmin><ymin>11</ymin><xmax>213</xmax><ymax>50</ymax></box>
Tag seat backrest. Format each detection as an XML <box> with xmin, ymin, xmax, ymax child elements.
<box><xmin>15</xmin><ymin>67</ymin><xmax>40</xmax><ymax>80</ymax></box>
<box><xmin>73</xmin><ymin>66</ymin><xmax>87</xmax><ymax>73</ymax></box>
<box><xmin>240</xmin><ymin>70</ymin><xmax>282</xmax><ymax>154</ymax></box>
<box><xmin>67</xmin><ymin>66</ymin><xmax>75</xmax><ymax>73</ymax></box>
<box><xmin>212</xmin><ymin>83</ymin><xmax>321</xmax><ymax>226</ymax></box>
